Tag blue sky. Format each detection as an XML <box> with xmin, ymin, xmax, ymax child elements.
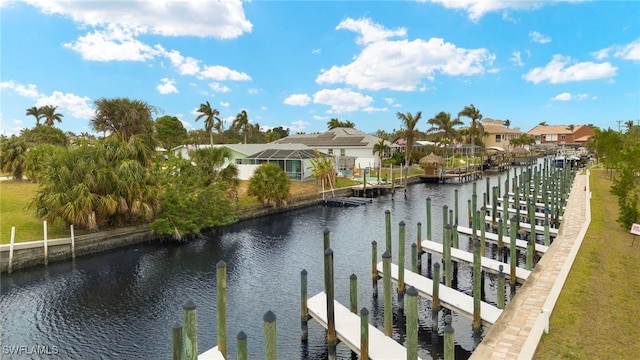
<box><xmin>1</xmin><ymin>0</ymin><xmax>639</xmax><ymax>137</ymax></box>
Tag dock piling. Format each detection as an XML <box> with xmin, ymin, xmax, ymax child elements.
<box><xmin>182</xmin><ymin>300</ymin><xmax>197</xmax><ymax>360</ymax></box>
<box><xmin>350</xmin><ymin>274</ymin><xmax>358</xmax><ymax>314</ymax></box>
<box><xmin>171</xmin><ymin>322</ymin><xmax>183</xmax><ymax>360</ymax></box>
<box><xmin>497</xmin><ymin>265</ymin><xmax>505</xmax><ymax>310</ymax></box>
<box><xmin>301</xmin><ymin>269</ymin><xmax>308</xmax><ymax>341</ymax></box>
<box><xmin>382</xmin><ymin>250</ymin><xmax>393</xmax><ymax>337</ymax></box>
<box><xmin>237</xmin><ymin>331</ymin><xmax>247</xmax><ymax>360</ymax></box>
<box><xmin>406</xmin><ymin>286</ymin><xmax>419</xmax><ymax>360</ymax></box>
<box><xmin>216</xmin><ymin>261</ymin><xmax>227</xmax><ymax>358</ymax></box>
<box><xmin>324</xmin><ymin>248</ymin><xmax>337</xmax><ymax>360</ymax></box>
<box><xmin>444</xmin><ymin>315</ymin><xmax>455</xmax><ymax>360</ymax></box>
<box><xmin>264</xmin><ymin>311</ymin><xmax>278</xmax><ymax>360</ymax></box>
<box><xmin>360</xmin><ymin>307</ymin><xmax>369</xmax><ymax>360</ymax></box>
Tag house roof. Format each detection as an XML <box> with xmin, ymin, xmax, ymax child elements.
<box><xmin>527</xmin><ymin>125</ymin><xmax>583</xmax><ymax>135</ymax></box>
<box><xmin>482</xmin><ymin>124</ymin><xmax>523</xmax><ymax>134</ymax></box>
<box><xmin>171</xmin><ymin>143</ymin><xmax>310</xmax><ymax>155</ymax></box>
<box><xmin>273</xmin><ymin>127</ymin><xmax>391</xmax><ymax>148</ymax></box>
<box><xmin>244</xmin><ymin>149</ymin><xmax>325</xmax><ymax>160</ymax></box>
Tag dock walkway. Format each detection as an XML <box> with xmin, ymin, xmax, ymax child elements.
<box><xmin>306</xmin><ymin>292</ymin><xmax>419</xmax><ymax>360</ymax></box>
<box><xmin>456</xmin><ymin>225</ymin><xmax>549</xmax><ymax>255</ymax></box>
<box><xmin>420</xmin><ymin>240</ymin><xmax>531</xmax><ymax>283</ymax></box>
<box><xmin>198</xmin><ymin>346</ymin><xmax>225</xmax><ymax>360</ymax></box>
<box><xmin>471</xmin><ymin>173</ymin><xmax>590</xmax><ymax>359</ymax></box>
<box><xmin>376</xmin><ymin>262</ymin><xmax>502</xmax><ymax>326</ymax></box>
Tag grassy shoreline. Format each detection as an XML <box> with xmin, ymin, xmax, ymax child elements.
<box><xmin>533</xmin><ymin>169</ymin><xmax>640</xmax><ymax>359</ymax></box>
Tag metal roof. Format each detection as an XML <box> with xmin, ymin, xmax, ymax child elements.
<box><xmin>243</xmin><ymin>149</ymin><xmax>326</xmax><ymax>160</ymax></box>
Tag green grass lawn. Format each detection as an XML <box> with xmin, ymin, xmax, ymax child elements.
<box><xmin>0</xmin><ymin>181</ymin><xmax>81</xmax><ymax>244</ymax></box>
<box><xmin>534</xmin><ymin>169</ymin><xmax>640</xmax><ymax>359</ymax></box>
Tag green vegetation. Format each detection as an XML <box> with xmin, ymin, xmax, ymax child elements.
<box><xmin>534</xmin><ymin>170</ymin><xmax>640</xmax><ymax>359</ymax></box>
<box><xmin>248</xmin><ymin>163</ymin><xmax>291</xmax><ymax>207</ymax></box>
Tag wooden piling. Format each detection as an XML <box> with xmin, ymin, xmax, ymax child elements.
<box><xmin>444</xmin><ymin>224</ymin><xmax>452</xmax><ymax>287</ymax></box>
<box><xmin>498</xmin><ymin>218</ymin><xmax>504</xmax><ymax>251</ymax></box>
<box><xmin>216</xmin><ymin>261</ymin><xmax>227</xmax><ymax>358</ymax></box>
<box><xmin>264</xmin><ymin>311</ymin><xmax>278</xmax><ymax>360</ymax></box>
<box><xmin>8</xmin><ymin>227</ymin><xmax>15</xmax><ymax>273</ymax></box>
<box><xmin>454</xmin><ymin>189</ymin><xmax>459</xmax><ymax>225</ymax></box>
<box><xmin>444</xmin><ymin>314</ymin><xmax>455</xmax><ymax>360</ymax></box>
<box><xmin>350</xmin><ymin>274</ymin><xmax>358</xmax><ymax>314</ymax></box>
<box><xmin>323</xmin><ymin>228</ymin><xmax>331</xmax><ymax>251</ymax></box>
<box><xmin>411</xmin><ymin>243</ymin><xmax>418</xmax><ymax>273</ymax></box>
<box><xmin>426</xmin><ymin>198</ymin><xmax>432</xmax><ymax>241</ymax></box>
<box><xmin>385</xmin><ymin>210</ymin><xmax>392</xmax><ymax>254</ymax></box>
<box><xmin>544</xmin><ymin>210</ymin><xmax>551</xmax><ymax>246</ymax></box>
<box><xmin>324</xmin><ymin>248</ymin><xmax>337</xmax><ymax>360</ymax></box>
<box><xmin>43</xmin><ymin>220</ymin><xmax>48</xmax><ymax>266</ymax></box>
<box><xmin>406</xmin><ymin>286</ymin><xmax>419</xmax><ymax>360</ymax></box>
<box><xmin>472</xmin><ymin>237</ymin><xmax>482</xmax><ymax>333</ymax></box>
<box><xmin>492</xmin><ymin>186</ymin><xmax>498</xmax><ymax>230</ymax></box>
<box><xmin>372</xmin><ymin>241</ymin><xmax>378</xmax><ymax>296</ymax></box>
<box><xmin>237</xmin><ymin>331</ymin><xmax>248</xmax><ymax>360</ymax></box>
<box><xmin>301</xmin><ymin>269</ymin><xmax>308</xmax><ymax>341</ymax></box>
<box><xmin>398</xmin><ymin>221</ymin><xmax>406</xmax><ymax>311</ymax></box>
<box><xmin>497</xmin><ymin>265</ymin><xmax>505</xmax><ymax>310</ymax></box>
<box><xmin>360</xmin><ymin>307</ymin><xmax>369</xmax><ymax>360</ymax></box>
<box><xmin>182</xmin><ymin>300</ymin><xmax>197</xmax><ymax>360</ymax></box>
<box><xmin>432</xmin><ymin>262</ymin><xmax>440</xmax><ymax>333</ymax></box>
<box><xmin>527</xmin><ymin>201</ymin><xmax>535</xmax><ymax>270</ymax></box>
<box><xmin>171</xmin><ymin>322</ymin><xmax>183</xmax><ymax>360</ymax></box>
<box><xmin>467</xmin><ymin>199</ymin><xmax>472</xmax><ymax>227</ymax></box>
<box><xmin>509</xmin><ymin>216</ymin><xmax>517</xmax><ymax>288</ymax></box>
<box><xmin>479</xmin><ymin>208</ymin><xmax>486</xmax><ymax>256</ymax></box>
<box><xmin>382</xmin><ymin>250</ymin><xmax>393</xmax><ymax>337</ymax></box>
<box><xmin>69</xmin><ymin>224</ymin><xmax>76</xmax><ymax>259</ymax></box>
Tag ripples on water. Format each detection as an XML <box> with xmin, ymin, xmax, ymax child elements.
<box><xmin>2</xmin><ymin>173</ymin><xmax>537</xmax><ymax>359</ymax></box>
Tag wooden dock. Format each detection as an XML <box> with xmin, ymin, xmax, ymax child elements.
<box><xmin>420</xmin><ymin>240</ymin><xmax>531</xmax><ymax>283</ymax></box>
<box><xmin>456</xmin><ymin>225</ymin><xmax>549</xmax><ymax>255</ymax></box>
<box><xmin>376</xmin><ymin>262</ymin><xmax>502</xmax><ymax>326</ymax></box>
<box><xmin>198</xmin><ymin>346</ymin><xmax>225</xmax><ymax>360</ymax></box>
<box><xmin>322</xmin><ymin>197</ymin><xmax>372</xmax><ymax>207</ymax></box>
<box><xmin>306</xmin><ymin>292</ymin><xmax>420</xmax><ymax>360</ymax></box>
<box><xmin>480</xmin><ymin>215</ymin><xmax>559</xmax><ymax>236</ymax></box>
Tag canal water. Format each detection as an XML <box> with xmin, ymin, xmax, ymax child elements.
<box><xmin>1</xmin><ymin>173</ymin><xmax>523</xmax><ymax>360</ymax></box>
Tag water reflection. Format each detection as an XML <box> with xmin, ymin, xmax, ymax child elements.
<box><xmin>2</xmin><ymin>172</ymin><xmax>539</xmax><ymax>359</ymax></box>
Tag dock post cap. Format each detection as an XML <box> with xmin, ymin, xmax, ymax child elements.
<box><xmin>183</xmin><ymin>300</ymin><xmax>196</xmax><ymax>311</ymax></box>
<box><xmin>264</xmin><ymin>311</ymin><xmax>276</xmax><ymax>322</ymax></box>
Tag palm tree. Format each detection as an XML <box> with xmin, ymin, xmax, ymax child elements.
<box><xmin>427</xmin><ymin>111</ymin><xmax>463</xmax><ymax>159</ymax></box>
<box><xmin>396</xmin><ymin>111</ymin><xmax>422</xmax><ymax>166</ymax></box>
<box><xmin>91</xmin><ymin>97</ymin><xmax>158</xmax><ymax>143</ymax></box>
<box><xmin>538</xmin><ymin>121</ymin><xmax>547</xmax><ymax>126</ymax></box>
<box><xmin>624</xmin><ymin>120</ymin><xmax>634</xmax><ymax>132</ymax></box>
<box><xmin>41</xmin><ymin>105</ymin><xmax>64</xmax><ymax>127</ymax></box>
<box><xmin>504</xmin><ymin>119</ymin><xmax>511</xmax><ymax>128</ymax></box>
<box><xmin>0</xmin><ymin>135</ymin><xmax>28</xmax><ymax>180</ymax></box>
<box><xmin>26</xmin><ymin>106</ymin><xmax>44</xmax><ymax>126</ymax></box>
<box><xmin>248</xmin><ymin>163</ymin><xmax>291</xmax><ymax>207</ymax></box>
<box><xmin>308</xmin><ymin>151</ymin><xmax>336</xmax><ymax>196</ymax></box>
<box><xmin>327</xmin><ymin>118</ymin><xmax>355</xmax><ymax>129</ymax></box>
<box><xmin>458</xmin><ymin>104</ymin><xmax>483</xmax><ymax>164</ymax></box>
<box><xmin>373</xmin><ymin>139</ymin><xmax>391</xmax><ymax>180</ymax></box>
<box><xmin>232</xmin><ymin>110</ymin><xmax>251</xmax><ymax>144</ymax></box>
<box><xmin>195</xmin><ymin>101</ymin><xmax>220</xmax><ymax>145</ymax></box>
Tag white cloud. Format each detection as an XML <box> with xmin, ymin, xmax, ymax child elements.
<box><xmin>157</xmin><ymin>78</ymin><xmax>178</xmax><ymax>94</ymax></box>
<box><xmin>362</xmin><ymin>106</ymin><xmax>388</xmax><ymax>113</ymax></box>
<box><xmin>200</xmin><ymin>65</ymin><xmax>251</xmax><ymax>81</ymax></box>
<box><xmin>523</xmin><ymin>55</ymin><xmax>617</xmax><ymax>84</ymax></box>
<box><xmin>284</xmin><ymin>94</ymin><xmax>311</xmax><ymax>106</ymax></box>
<box><xmin>317</xmin><ymin>29</ymin><xmax>494</xmax><ymax>91</ymax></box>
<box><xmin>425</xmin><ymin>0</ymin><xmax>584</xmax><ymax>21</ymax></box>
<box><xmin>510</xmin><ymin>51</ymin><xmax>524</xmax><ymax>66</ymax></box>
<box><xmin>336</xmin><ymin>17</ymin><xmax>406</xmax><ymax>45</ymax></box>
<box><xmin>613</xmin><ymin>38</ymin><xmax>640</xmax><ymax>60</ymax></box>
<box><xmin>25</xmin><ymin>0</ymin><xmax>252</xmax><ymax>38</ymax></box>
<box><xmin>1</xmin><ymin>80</ymin><xmax>94</xmax><ymax>119</ymax></box>
<box><xmin>550</xmin><ymin>92</ymin><xmax>590</xmax><ymax>101</ymax></box>
<box><xmin>36</xmin><ymin>91</ymin><xmax>94</xmax><ymax>119</ymax></box>
<box><xmin>164</xmin><ymin>49</ymin><xmax>200</xmax><ymax>75</ymax></box>
<box><xmin>591</xmin><ymin>48</ymin><xmax>610</xmax><ymax>60</ymax></box>
<box><xmin>312</xmin><ymin>48</ymin><xmax>321</xmax><ymax>54</ymax></box>
<box><xmin>529</xmin><ymin>31</ymin><xmax>551</xmax><ymax>44</ymax></box>
<box><xmin>0</xmin><ymin>81</ymin><xmax>40</xmax><ymax>98</ymax></box>
<box><xmin>209</xmin><ymin>82</ymin><xmax>230</xmax><ymax>93</ymax></box>
<box><xmin>64</xmin><ymin>24</ymin><xmax>157</xmax><ymax>61</ymax></box>
<box><xmin>289</xmin><ymin>120</ymin><xmax>310</xmax><ymax>132</ymax></box>
<box><xmin>313</xmin><ymin>88</ymin><xmax>374</xmax><ymax>113</ymax></box>
<box><xmin>384</xmin><ymin>97</ymin><xmax>395</xmax><ymax>105</ymax></box>
<box><xmin>220</xmin><ymin>101</ymin><xmax>230</xmax><ymax>108</ymax></box>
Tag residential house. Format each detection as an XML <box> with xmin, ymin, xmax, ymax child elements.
<box><xmin>170</xmin><ymin>143</ymin><xmax>322</xmax><ymax>180</ymax></box>
<box><xmin>273</xmin><ymin>127</ymin><xmax>396</xmax><ymax>174</ymax></box>
<box><xmin>481</xmin><ymin>118</ymin><xmax>524</xmax><ymax>150</ymax></box>
<box><xmin>527</xmin><ymin>125</ymin><xmax>595</xmax><ymax>148</ymax></box>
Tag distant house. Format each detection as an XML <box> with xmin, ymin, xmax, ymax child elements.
<box><xmin>527</xmin><ymin>125</ymin><xmax>595</xmax><ymax>148</ymax></box>
<box><xmin>272</xmin><ymin>127</ymin><xmax>396</xmax><ymax>173</ymax></box>
<box><xmin>170</xmin><ymin>143</ymin><xmax>322</xmax><ymax>180</ymax></box>
<box><xmin>481</xmin><ymin>118</ymin><xmax>524</xmax><ymax>150</ymax></box>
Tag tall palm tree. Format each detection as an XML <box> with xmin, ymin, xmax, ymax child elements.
<box><xmin>372</xmin><ymin>139</ymin><xmax>390</xmax><ymax>179</ymax></box>
<box><xmin>232</xmin><ymin>110</ymin><xmax>251</xmax><ymax>144</ymax></box>
<box><xmin>625</xmin><ymin>120</ymin><xmax>635</xmax><ymax>132</ymax></box>
<box><xmin>396</xmin><ymin>111</ymin><xmax>422</xmax><ymax>166</ymax></box>
<box><xmin>327</xmin><ymin>118</ymin><xmax>355</xmax><ymax>129</ymax></box>
<box><xmin>41</xmin><ymin>105</ymin><xmax>64</xmax><ymax>127</ymax></box>
<box><xmin>0</xmin><ymin>135</ymin><xmax>28</xmax><ymax>180</ymax></box>
<box><xmin>91</xmin><ymin>97</ymin><xmax>158</xmax><ymax>143</ymax></box>
<box><xmin>458</xmin><ymin>104</ymin><xmax>483</xmax><ymax>163</ymax></box>
<box><xmin>26</xmin><ymin>106</ymin><xmax>44</xmax><ymax>126</ymax></box>
<box><xmin>504</xmin><ymin>119</ymin><xmax>511</xmax><ymax>128</ymax></box>
<box><xmin>539</xmin><ymin>121</ymin><xmax>547</xmax><ymax>126</ymax></box>
<box><xmin>427</xmin><ymin>111</ymin><xmax>463</xmax><ymax>159</ymax></box>
<box><xmin>195</xmin><ymin>101</ymin><xmax>220</xmax><ymax>145</ymax></box>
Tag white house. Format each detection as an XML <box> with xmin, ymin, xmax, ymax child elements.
<box><xmin>272</xmin><ymin>127</ymin><xmax>396</xmax><ymax>174</ymax></box>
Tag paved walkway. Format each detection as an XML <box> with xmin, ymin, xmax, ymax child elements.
<box><xmin>471</xmin><ymin>172</ymin><xmax>590</xmax><ymax>360</ymax></box>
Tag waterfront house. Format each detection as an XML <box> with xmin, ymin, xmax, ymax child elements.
<box><xmin>527</xmin><ymin>124</ymin><xmax>595</xmax><ymax>148</ymax></box>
